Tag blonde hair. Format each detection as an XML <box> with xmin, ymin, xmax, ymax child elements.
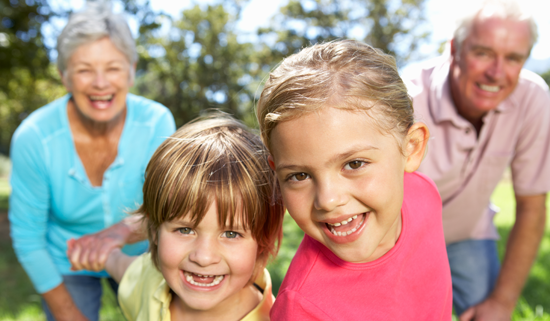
<box><xmin>256</xmin><ymin>39</ymin><xmax>414</xmax><ymax>151</ymax></box>
<box><xmin>138</xmin><ymin>113</ymin><xmax>284</xmax><ymax>275</ymax></box>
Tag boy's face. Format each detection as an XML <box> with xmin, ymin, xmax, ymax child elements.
<box><xmin>157</xmin><ymin>201</ymin><xmax>259</xmax><ymax>314</ymax></box>
<box><xmin>269</xmin><ymin>107</ymin><xmax>408</xmax><ymax>263</ymax></box>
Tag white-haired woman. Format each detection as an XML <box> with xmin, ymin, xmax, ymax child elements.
<box><xmin>8</xmin><ymin>3</ymin><xmax>175</xmax><ymax>321</ymax></box>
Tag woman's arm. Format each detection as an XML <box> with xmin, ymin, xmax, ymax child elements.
<box><xmin>104</xmin><ymin>248</ymin><xmax>137</xmax><ymax>283</ymax></box>
<box><xmin>67</xmin><ymin>214</ymin><xmax>147</xmax><ymax>271</ymax></box>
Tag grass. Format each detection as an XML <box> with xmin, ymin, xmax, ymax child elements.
<box><xmin>0</xmin><ymin>177</ymin><xmax>549</xmax><ymax>320</ymax></box>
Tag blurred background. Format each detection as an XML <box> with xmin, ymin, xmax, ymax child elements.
<box><xmin>1</xmin><ymin>0</ymin><xmax>550</xmax><ymax>320</ymax></box>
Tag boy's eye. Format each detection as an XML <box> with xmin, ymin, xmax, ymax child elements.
<box><xmin>177</xmin><ymin>227</ymin><xmax>194</xmax><ymax>235</ymax></box>
<box><xmin>345</xmin><ymin>160</ymin><xmax>365</xmax><ymax>170</ymax></box>
<box><xmin>222</xmin><ymin>231</ymin><xmax>240</xmax><ymax>239</ymax></box>
<box><xmin>289</xmin><ymin>173</ymin><xmax>309</xmax><ymax>181</ymax></box>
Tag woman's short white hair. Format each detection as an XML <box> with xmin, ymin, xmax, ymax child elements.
<box><xmin>56</xmin><ymin>2</ymin><xmax>137</xmax><ymax>74</ymax></box>
<box><xmin>453</xmin><ymin>0</ymin><xmax>538</xmax><ymax>54</ymax></box>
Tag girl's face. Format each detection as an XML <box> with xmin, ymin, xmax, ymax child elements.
<box><xmin>157</xmin><ymin>201</ymin><xmax>259</xmax><ymax>314</ymax></box>
<box><xmin>269</xmin><ymin>107</ymin><xmax>424</xmax><ymax>263</ymax></box>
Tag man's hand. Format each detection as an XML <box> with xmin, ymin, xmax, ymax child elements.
<box><xmin>67</xmin><ymin>215</ymin><xmax>147</xmax><ymax>271</ymax></box>
<box><xmin>460</xmin><ymin>194</ymin><xmax>546</xmax><ymax>321</ymax></box>
<box><xmin>459</xmin><ymin>296</ymin><xmax>513</xmax><ymax>321</ymax></box>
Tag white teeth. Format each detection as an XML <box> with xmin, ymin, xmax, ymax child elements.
<box><xmin>184</xmin><ymin>272</ymin><xmax>224</xmax><ymax>287</ymax></box>
<box><xmin>328</xmin><ymin>214</ymin><xmax>360</xmax><ymax>227</ymax></box>
<box><xmin>478</xmin><ymin>84</ymin><xmax>499</xmax><ymax>92</ymax></box>
<box><xmin>329</xmin><ymin>215</ymin><xmax>365</xmax><ymax>237</ymax></box>
<box><xmin>90</xmin><ymin>94</ymin><xmax>114</xmax><ymax>101</ymax></box>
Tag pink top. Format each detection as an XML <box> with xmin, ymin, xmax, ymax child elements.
<box><xmin>405</xmin><ymin>56</ymin><xmax>550</xmax><ymax>243</ymax></box>
<box><xmin>271</xmin><ymin>172</ymin><xmax>452</xmax><ymax>321</ymax></box>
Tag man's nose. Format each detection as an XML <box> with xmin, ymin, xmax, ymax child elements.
<box><xmin>486</xmin><ymin>57</ymin><xmax>505</xmax><ymax>81</ymax></box>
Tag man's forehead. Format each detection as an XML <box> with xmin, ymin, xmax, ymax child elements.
<box><xmin>466</xmin><ymin>16</ymin><xmax>531</xmax><ymax>55</ymax></box>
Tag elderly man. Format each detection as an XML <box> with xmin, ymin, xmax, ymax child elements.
<box><xmin>405</xmin><ymin>0</ymin><xmax>550</xmax><ymax>320</ymax></box>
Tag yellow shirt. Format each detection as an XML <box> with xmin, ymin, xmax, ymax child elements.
<box><xmin>118</xmin><ymin>253</ymin><xmax>273</xmax><ymax>321</ymax></box>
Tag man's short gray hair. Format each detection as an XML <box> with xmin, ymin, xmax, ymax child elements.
<box><xmin>56</xmin><ymin>2</ymin><xmax>137</xmax><ymax>73</ymax></box>
<box><xmin>453</xmin><ymin>0</ymin><xmax>538</xmax><ymax>54</ymax></box>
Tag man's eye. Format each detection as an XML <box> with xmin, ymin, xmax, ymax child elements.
<box><xmin>177</xmin><ymin>227</ymin><xmax>194</xmax><ymax>235</ymax></box>
<box><xmin>289</xmin><ymin>173</ymin><xmax>309</xmax><ymax>181</ymax></box>
<box><xmin>223</xmin><ymin>231</ymin><xmax>240</xmax><ymax>239</ymax></box>
<box><xmin>345</xmin><ymin>160</ymin><xmax>365</xmax><ymax>170</ymax></box>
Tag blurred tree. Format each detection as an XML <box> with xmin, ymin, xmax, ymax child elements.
<box><xmin>132</xmin><ymin>2</ymin><xmax>260</xmax><ymax>127</ymax></box>
<box><xmin>0</xmin><ymin>0</ymin><xmax>58</xmax><ymax>154</ymax></box>
<box><xmin>259</xmin><ymin>0</ymin><xmax>429</xmax><ymax>67</ymax></box>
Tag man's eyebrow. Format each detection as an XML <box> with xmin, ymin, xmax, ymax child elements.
<box><xmin>276</xmin><ymin>144</ymin><xmax>379</xmax><ymax>171</ymax></box>
<box><xmin>469</xmin><ymin>44</ymin><xmax>528</xmax><ymax>60</ymax></box>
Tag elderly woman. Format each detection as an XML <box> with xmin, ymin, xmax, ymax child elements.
<box><xmin>8</xmin><ymin>4</ymin><xmax>175</xmax><ymax>321</ymax></box>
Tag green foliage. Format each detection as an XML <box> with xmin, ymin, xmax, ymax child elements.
<box><xmin>258</xmin><ymin>0</ymin><xmax>429</xmax><ymax>66</ymax></box>
<box><xmin>133</xmin><ymin>2</ymin><xmax>260</xmax><ymax>128</ymax></box>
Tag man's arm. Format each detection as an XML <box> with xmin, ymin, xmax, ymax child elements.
<box><xmin>68</xmin><ymin>214</ymin><xmax>147</xmax><ymax>271</ymax></box>
<box><xmin>42</xmin><ymin>284</ymin><xmax>89</xmax><ymax>321</ymax></box>
<box><xmin>460</xmin><ymin>193</ymin><xmax>546</xmax><ymax>321</ymax></box>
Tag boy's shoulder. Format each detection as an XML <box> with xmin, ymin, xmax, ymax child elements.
<box><xmin>118</xmin><ymin>253</ymin><xmax>170</xmax><ymax>321</ymax></box>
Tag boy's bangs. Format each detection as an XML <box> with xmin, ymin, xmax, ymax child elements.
<box><xmin>160</xmin><ymin>133</ymin><xmax>263</xmax><ymax>233</ymax></box>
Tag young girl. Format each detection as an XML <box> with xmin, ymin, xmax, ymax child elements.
<box><xmin>257</xmin><ymin>40</ymin><xmax>453</xmax><ymax>319</ymax></box>
<box><xmin>71</xmin><ymin>114</ymin><xmax>284</xmax><ymax>320</ymax></box>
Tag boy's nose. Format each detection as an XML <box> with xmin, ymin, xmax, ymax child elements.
<box><xmin>189</xmin><ymin>237</ymin><xmax>222</xmax><ymax>267</ymax></box>
<box><xmin>313</xmin><ymin>178</ymin><xmax>349</xmax><ymax>212</ymax></box>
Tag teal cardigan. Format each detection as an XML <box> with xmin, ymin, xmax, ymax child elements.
<box><xmin>9</xmin><ymin>94</ymin><xmax>175</xmax><ymax>293</ymax></box>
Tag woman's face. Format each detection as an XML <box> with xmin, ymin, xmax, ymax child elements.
<box><xmin>62</xmin><ymin>37</ymin><xmax>134</xmax><ymax>123</ymax></box>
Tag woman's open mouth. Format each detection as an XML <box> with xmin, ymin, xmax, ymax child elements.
<box><xmin>184</xmin><ymin>271</ymin><xmax>225</xmax><ymax>287</ymax></box>
<box><xmin>88</xmin><ymin>94</ymin><xmax>115</xmax><ymax>109</ymax></box>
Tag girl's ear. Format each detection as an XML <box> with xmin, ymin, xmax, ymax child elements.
<box><xmin>404</xmin><ymin>122</ymin><xmax>430</xmax><ymax>173</ymax></box>
<box><xmin>268</xmin><ymin>155</ymin><xmax>276</xmax><ymax>171</ymax></box>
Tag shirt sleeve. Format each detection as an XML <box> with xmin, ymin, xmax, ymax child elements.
<box><xmin>8</xmin><ymin>123</ymin><xmax>62</xmax><ymax>294</ymax></box>
<box><xmin>510</xmin><ymin>85</ymin><xmax>550</xmax><ymax>196</ymax></box>
<box><xmin>270</xmin><ymin>290</ymin><xmax>331</xmax><ymax>321</ymax></box>
<box><xmin>147</xmin><ymin>108</ymin><xmax>176</xmax><ymax>160</ymax></box>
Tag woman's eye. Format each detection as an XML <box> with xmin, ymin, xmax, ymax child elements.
<box><xmin>289</xmin><ymin>173</ymin><xmax>309</xmax><ymax>181</ymax></box>
<box><xmin>345</xmin><ymin>160</ymin><xmax>365</xmax><ymax>170</ymax></box>
<box><xmin>177</xmin><ymin>227</ymin><xmax>194</xmax><ymax>235</ymax></box>
<box><xmin>223</xmin><ymin>231</ymin><xmax>240</xmax><ymax>239</ymax></box>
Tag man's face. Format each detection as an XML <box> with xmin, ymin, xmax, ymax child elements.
<box><xmin>450</xmin><ymin>17</ymin><xmax>531</xmax><ymax>121</ymax></box>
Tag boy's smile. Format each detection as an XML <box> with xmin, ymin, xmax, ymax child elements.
<box><xmin>270</xmin><ymin>107</ymin><xmax>417</xmax><ymax>263</ymax></box>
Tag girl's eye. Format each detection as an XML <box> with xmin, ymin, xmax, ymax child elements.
<box><xmin>345</xmin><ymin>160</ymin><xmax>365</xmax><ymax>170</ymax></box>
<box><xmin>177</xmin><ymin>227</ymin><xmax>194</xmax><ymax>235</ymax></box>
<box><xmin>222</xmin><ymin>231</ymin><xmax>240</xmax><ymax>239</ymax></box>
<box><xmin>289</xmin><ymin>173</ymin><xmax>309</xmax><ymax>181</ymax></box>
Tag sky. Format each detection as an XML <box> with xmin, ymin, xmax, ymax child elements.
<box><xmin>48</xmin><ymin>0</ymin><xmax>550</xmax><ymax>72</ymax></box>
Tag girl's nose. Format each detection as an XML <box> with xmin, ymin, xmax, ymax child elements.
<box><xmin>313</xmin><ymin>177</ymin><xmax>349</xmax><ymax>212</ymax></box>
<box><xmin>188</xmin><ymin>237</ymin><xmax>222</xmax><ymax>267</ymax></box>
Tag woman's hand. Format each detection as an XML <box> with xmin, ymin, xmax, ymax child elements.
<box><xmin>67</xmin><ymin>215</ymin><xmax>146</xmax><ymax>271</ymax></box>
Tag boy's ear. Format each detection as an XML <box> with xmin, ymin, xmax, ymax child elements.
<box><xmin>268</xmin><ymin>155</ymin><xmax>276</xmax><ymax>171</ymax></box>
<box><xmin>404</xmin><ymin>122</ymin><xmax>430</xmax><ymax>173</ymax></box>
